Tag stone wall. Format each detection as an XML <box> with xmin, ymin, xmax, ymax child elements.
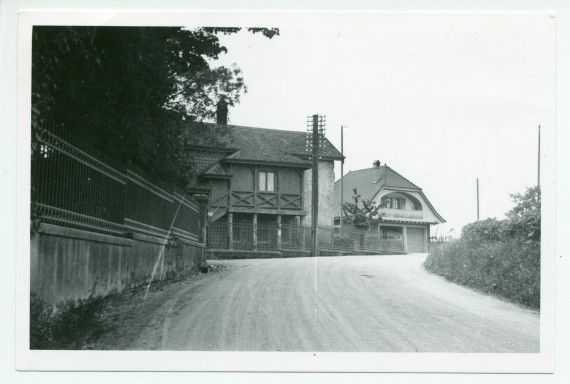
<box><xmin>30</xmin><ymin>224</ymin><xmax>204</xmax><ymax>310</ymax></box>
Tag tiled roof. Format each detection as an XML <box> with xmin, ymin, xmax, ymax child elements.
<box><xmin>201</xmin><ymin>162</ymin><xmax>231</xmax><ymax>177</ymax></box>
<box><xmin>333</xmin><ymin>165</ymin><xmax>421</xmax><ymax>214</ymax></box>
<box><xmin>186</xmin><ymin>149</ymin><xmax>229</xmax><ymax>174</ymax></box>
<box><xmin>186</xmin><ymin>123</ymin><xmax>343</xmax><ymax>176</ymax></box>
<box><xmin>226</xmin><ymin>125</ymin><xmax>343</xmax><ymax>164</ymax></box>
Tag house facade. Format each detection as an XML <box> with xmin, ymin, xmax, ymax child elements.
<box><xmin>187</xmin><ymin>112</ymin><xmax>343</xmax><ymax>255</ymax></box>
<box><xmin>334</xmin><ymin>160</ymin><xmax>445</xmax><ymax>253</ymax></box>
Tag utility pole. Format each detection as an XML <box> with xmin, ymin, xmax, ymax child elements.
<box><xmin>476</xmin><ymin>178</ymin><xmax>480</xmax><ymax>221</ymax></box>
<box><xmin>307</xmin><ymin>114</ymin><xmax>326</xmax><ymax>257</ymax></box>
<box><xmin>538</xmin><ymin>125</ymin><xmax>541</xmax><ymax>188</ymax></box>
<box><xmin>311</xmin><ymin>115</ymin><xmax>319</xmax><ymax>257</ymax></box>
<box><xmin>340</xmin><ymin>125</ymin><xmax>344</xmax><ymax>236</ymax></box>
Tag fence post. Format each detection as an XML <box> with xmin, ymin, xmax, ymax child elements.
<box><xmin>403</xmin><ymin>226</ymin><xmax>408</xmax><ymax>253</ymax></box>
<box><xmin>300</xmin><ymin>218</ymin><xmax>307</xmax><ymax>251</ymax></box>
<box><xmin>253</xmin><ymin>213</ymin><xmax>258</xmax><ymax>251</ymax></box>
<box><xmin>276</xmin><ymin>215</ymin><xmax>282</xmax><ymax>250</ymax></box>
<box><xmin>228</xmin><ymin>212</ymin><xmax>233</xmax><ymax>250</ymax></box>
<box><xmin>192</xmin><ymin>193</ymin><xmax>210</xmax><ymax>263</ymax></box>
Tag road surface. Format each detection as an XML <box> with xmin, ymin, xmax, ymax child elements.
<box><xmin>135</xmin><ymin>254</ymin><xmax>539</xmax><ymax>352</ymax></box>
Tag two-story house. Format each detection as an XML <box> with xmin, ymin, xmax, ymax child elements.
<box><xmin>187</xmin><ymin>106</ymin><xmax>343</xmax><ymax>256</ymax></box>
<box><xmin>334</xmin><ymin>160</ymin><xmax>445</xmax><ymax>253</ymax></box>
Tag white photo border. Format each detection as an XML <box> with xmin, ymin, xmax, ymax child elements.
<box><xmin>15</xmin><ymin>9</ymin><xmax>556</xmax><ymax>373</ymax></box>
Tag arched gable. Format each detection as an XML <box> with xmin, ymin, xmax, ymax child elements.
<box><xmin>373</xmin><ymin>188</ymin><xmax>444</xmax><ymax>224</ymax></box>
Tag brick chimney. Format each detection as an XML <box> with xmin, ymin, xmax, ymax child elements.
<box><xmin>373</xmin><ymin>160</ymin><xmax>381</xmax><ymax>168</ymax></box>
<box><xmin>216</xmin><ymin>98</ymin><xmax>228</xmax><ymax>125</ymax></box>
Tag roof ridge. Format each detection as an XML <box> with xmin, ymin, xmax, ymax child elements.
<box><xmin>203</xmin><ymin>122</ymin><xmax>308</xmax><ymax>135</ymax></box>
<box><xmin>232</xmin><ymin>125</ymin><xmax>306</xmax><ymax>135</ymax></box>
<box><xmin>345</xmin><ymin>166</ymin><xmax>385</xmax><ymax>173</ymax></box>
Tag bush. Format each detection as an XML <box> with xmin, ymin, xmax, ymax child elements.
<box><xmin>425</xmin><ymin>238</ymin><xmax>540</xmax><ymax>308</ymax></box>
<box><xmin>461</xmin><ymin>219</ymin><xmax>507</xmax><ymax>242</ymax></box>
<box><xmin>425</xmin><ymin>186</ymin><xmax>541</xmax><ymax>308</ymax></box>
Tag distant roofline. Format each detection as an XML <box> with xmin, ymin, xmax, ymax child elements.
<box><xmin>203</xmin><ymin>122</ymin><xmax>309</xmax><ymax>135</ymax></box>
<box><xmin>334</xmin><ymin>165</ymin><xmax>421</xmax><ymax>191</ymax></box>
<box><xmin>186</xmin><ymin>144</ymin><xmax>238</xmax><ymax>153</ymax></box>
<box><xmin>221</xmin><ymin>158</ymin><xmax>312</xmax><ymax>169</ymax></box>
<box><xmin>201</xmin><ymin>122</ymin><xmax>344</xmax><ymax>161</ymax></box>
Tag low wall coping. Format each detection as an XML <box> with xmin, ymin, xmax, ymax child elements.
<box><xmin>131</xmin><ymin>231</ymin><xmax>205</xmax><ymax>248</ymax></box>
<box><xmin>207</xmin><ymin>249</ymin><xmax>281</xmax><ymax>255</ymax></box>
<box><xmin>38</xmin><ymin>223</ymin><xmax>132</xmax><ymax>246</ymax></box>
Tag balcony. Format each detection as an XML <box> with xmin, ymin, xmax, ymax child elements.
<box><xmin>379</xmin><ymin>208</ymin><xmax>423</xmax><ymax>220</ymax></box>
<box><xmin>210</xmin><ymin>191</ymin><xmax>303</xmax><ymax>214</ymax></box>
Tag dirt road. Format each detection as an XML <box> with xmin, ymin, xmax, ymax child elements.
<box><xmin>131</xmin><ymin>254</ymin><xmax>539</xmax><ymax>352</ymax></box>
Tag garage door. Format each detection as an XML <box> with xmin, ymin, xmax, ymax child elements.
<box><xmin>407</xmin><ymin>227</ymin><xmax>425</xmax><ymax>253</ymax></box>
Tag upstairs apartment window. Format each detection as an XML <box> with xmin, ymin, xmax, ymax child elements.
<box><xmin>259</xmin><ymin>171</ymin><xmax>275</xmax><ymax>192</ymax></box>
<box><xmin>383</xmin><ymin>197</ymin><xmax>406</xmax><ymax>210</ymax></box>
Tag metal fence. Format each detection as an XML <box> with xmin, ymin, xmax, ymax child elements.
<box><xmin>207</xmin><ymin>221</ymin><xmax>405</xmax><ymax>255</ymax></box>
<box><xmin>32</xmin><ymin>125</ymin><xmax>201</xmax><ymax>242</ymax></box>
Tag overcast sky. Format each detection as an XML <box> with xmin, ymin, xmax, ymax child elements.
<box><xmin>208</xmin><ymin>12</ymin><xmax>554</xmax><ymax>236</ymax></box>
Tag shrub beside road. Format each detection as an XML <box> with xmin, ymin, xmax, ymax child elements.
<box><xmin>424</xmin><ymin>186</ymin><xmax>541</xmax><ymax>309</ymax></box>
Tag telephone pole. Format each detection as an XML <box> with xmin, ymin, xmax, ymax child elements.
<box><xmin>538</xmin><ymin>125</ymin><xmax>541</xmax><ymax>188</ymax></box>
<box><xmin>307</xmin><ymin>114</ymin><xmax>326</xmax><ymax>257</ymax></box>
<box><xmin>476</xmin><ymin>178</ymin><xmax>480</xmax><ymax>221</ymax></box>
<box><xmin>340</xmin><ymin>125</ymin><xmax>344</xmax><ymax>236</ymax></box>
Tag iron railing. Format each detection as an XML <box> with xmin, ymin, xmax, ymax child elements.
<box><xmin>32</xmin><ymin>125</ymin><xmax>201</xmax><ymax>242</ymax></box>
<box><xmin>206</xmin><ymin>221</ymin><xmax>405</xmax><ymax>254</ymax></box>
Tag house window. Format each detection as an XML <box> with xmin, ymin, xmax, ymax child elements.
<box><xmin>259</xmin><ymin>171</ymin><xmax>275</xmax><ymax>192</ymax></box>
<box><xmin>383</xmin><ymin>196</ymin><xmax>406</xmax><ymax>210</ymax></box>
<box><xmin>381</xmin><ymin>226</ymin><xmax>403</xmax><ymax>240</ymax></box>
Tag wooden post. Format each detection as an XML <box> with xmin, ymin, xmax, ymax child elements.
<box><xmin>476</xmin><ymin>178</ymin><xmax>480</xmax><ymax>221</ymax></box>
<box><xmin>425</xmin><ymin>226</ymin><xmax>429</xmax><ymax>253</ymax></box>
<box><xmin>311</xmin><ymin>114</ymin><xmax>319</xmax><ymax>257</ymax></box>
<box><xmin>252</xmin><ymin>213</ymin><xmax>258</xmax><ymax>251</ymax></box>
<box><xmin>276</xmin><ymin>215</ymin><xmax>282</xmax><ymax>250</ymax></box>
<box><xmin>426</xmin><ymin>225</ymin><xmax>431</xmax><ymax>253</ymax></box>
<box><xmin>340</xmin><ymin>125</ymin><xmax>344</xmax><ymax>235</ymax></box>
<box><xmin>201</xmin><ymin>208</ymin><xmax>208</xmax><ymax>245</ymax></box>
<box><xmin>227</xmin><ymin>212</ymin><xmax>233</xmax><ymax>250</ymax></box>
<box><xmin>403</xmin><ymin>226</ymin><xmax>408</xmax><ymax>254</ymax></box>
<box><xmin>300</xmin><ymin>216</ymin><xmax>307</xmax><ymax>251</ymax></box>
<box><xmin>538</xmin><ymin>125</ymin><xmax>541</xmax><ymax>188</ymax></box>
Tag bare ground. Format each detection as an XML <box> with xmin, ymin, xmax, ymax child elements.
<box><xmin>80</xmin><ymin>254</ymin><xmax>539</xmax><ymax>352</ymax></box>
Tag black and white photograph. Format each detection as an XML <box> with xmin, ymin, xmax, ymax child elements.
<box><xmin>8</xmin><ymin>5</ymin><xmax>562</xmax><ymax>375</ymax></box>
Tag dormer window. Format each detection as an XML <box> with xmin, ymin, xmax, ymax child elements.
<box><xmin>259</xmin><ymin>171</ymin><xmax>275</xmax><ymax>192</ymax></box>
<box><xmin>393</xmin><ymin>198</ymin><xmax>400</xmax><ymax>209</ymax></box>
<box><xmin>382</xmin><ymin>196</ymin><xmax>406</xmax><ymax>210</ymax></box>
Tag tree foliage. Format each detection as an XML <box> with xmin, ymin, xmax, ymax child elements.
<box><xmin>506</xmin><ymin>186</ymin><xmax>541</xmax><ymax>241</ymax></box>
<box><xmin>461</xmin><ymin>186</ymin><xmax>541</xmax><ymax>242</ymax></box>
<box><xmin>342</xmin><ymin>188</ymin><xmax>381</xmax><ymax>230</ymax></box>
<box><xmin>32</xmin><ymin>26</ymin><xmax>278</xmax><ymax>185</ymax></box>
<box><xmin>426</xmin><ymin>186</ymin><xmax>541</xmax><ymax>309</ymax></box>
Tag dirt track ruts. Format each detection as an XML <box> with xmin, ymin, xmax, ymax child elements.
<box><xmin>132</xmin><ymin>254</ymin><xmax>539</xmax><ymax>352</ymax></box>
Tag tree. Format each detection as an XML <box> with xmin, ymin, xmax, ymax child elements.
<box><xmin>342</xmin><ymin>188</ymin><xmax>381</xmax><ymax>230</ymax></box>
<box><xmin>461</xmin><ymin>186</ymin><xmax>541</xmax><ymax>242</ymax></box>
<box><xmin>506</xmin><ymin>186</ymin><xmax>541</xmax><ymax>241</ymax></box>
<box><xmin>32</xmin><ymin>26</ymin><xmax>278</xmax><ymax>185</ymax></box>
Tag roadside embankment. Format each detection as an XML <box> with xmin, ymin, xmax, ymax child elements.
<box><xmin>424</xmin><ymin>238</ymin><xmax>540</xmax><ymax>309</ymax></box>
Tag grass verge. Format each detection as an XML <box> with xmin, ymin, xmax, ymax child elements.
<box><xmin>424</xmin><ymin>239</ymin><xmax>540</xmax><ymax>309</ymax></box>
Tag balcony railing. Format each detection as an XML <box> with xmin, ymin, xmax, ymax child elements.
<box><xmin>211</xmin><ymin>191</ymin><xmax>303</xmax><ymax>211</ymax></box>
<box><xmin>379</xmin><ymin>208</ymin><xmax>423</xmax><ymax>220</ymax></box>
